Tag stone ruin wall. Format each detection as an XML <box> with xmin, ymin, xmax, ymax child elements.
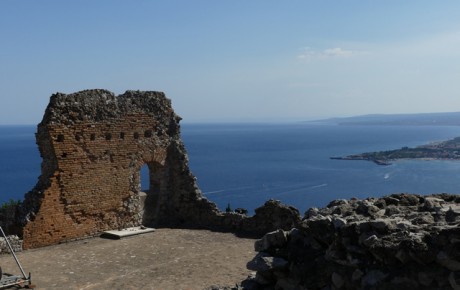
<box><xmin>241</xmin><ymin>194</ymin><xmax>460</xmax><ymax>290</ymax></box>
<box><xmin>18</xmin><ymin>90</ymin><xmax>217</xmax><ymax>248</ymax></box>
<box><xmin>16</xmin><ymin>89</ymin><xmax>301</xmax><ymax>249</ymax></box>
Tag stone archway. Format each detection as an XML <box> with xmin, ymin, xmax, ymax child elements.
<box><xmin>137</xmin><ymin>161</ymin><xmax>168</xmax><ymax>227</ymax></box>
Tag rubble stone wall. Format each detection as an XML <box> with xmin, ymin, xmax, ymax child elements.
<box><xmin>245</xmin><ymin>193</ymin><xmax>460</xmax><ymax>290</ymax></box>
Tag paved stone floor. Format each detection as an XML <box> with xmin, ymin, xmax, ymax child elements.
<box><xmin>0</xmin><ymin>228</ymin><xmax>256</xmax><ymax>290</ymax></box>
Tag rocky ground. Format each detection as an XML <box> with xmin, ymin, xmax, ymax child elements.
<box><xmin>0</xmin><ymin>228</ymin><xmax>256</xmax><ymax>290</ymax></box>
<box><xmin>241</xmin><ymin>193</ymin><xmax>460</xmax><ymax>290</ymax></box>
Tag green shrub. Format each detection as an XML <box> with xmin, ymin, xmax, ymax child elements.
<box><xmin>1</xmin><ymin>199</ymin><xmax>20</xmax><ymax>210</ymax></box>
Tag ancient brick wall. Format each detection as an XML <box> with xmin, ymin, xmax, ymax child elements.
<box><xmin>19</xmin><ymin>89</ymin><xmax>222</xmax><ymax>249</ymax></box>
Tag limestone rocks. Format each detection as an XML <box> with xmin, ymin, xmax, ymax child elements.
<box><xmin>241</xmin><ymin>200</ymin><xmax>302</xmax><ymax>235</ymax></box>
<box><xmin>242</xmin><ymin>193</ymin><xmax>460</xmax><ymax>290</ymax></box>
<box><xmin>0</xmin><ymin>235</ymin><xmax>23</xmax><ymax>254</ymax></box>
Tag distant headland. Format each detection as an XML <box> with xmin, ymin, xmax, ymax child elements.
<box><xmin>311</xmin><ymin>112</ymin><xmax>460</xmax><ymax>165</ymax></box>
<box><xmin>311</xmin><ymin>111</ymin><xmax>460</xmax><ymax>126</ymax></box>
<box><xmin>332</xmin><ymin>136</ymin><xmax>460</xmax><ymax>165</ymax></box>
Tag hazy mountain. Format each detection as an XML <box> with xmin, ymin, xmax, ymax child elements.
<box><xmin>311</xmin><ymin>112</ymin><xmax>460</xmax><ymax>126</ymax></box>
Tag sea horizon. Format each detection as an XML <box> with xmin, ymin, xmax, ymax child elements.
<box><xmin>2</xmin><ymin>123</ymin><xmax>460</xmax><ymax>213</ymax></box>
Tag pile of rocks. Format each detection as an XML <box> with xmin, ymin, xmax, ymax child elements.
<box><xmin>238</xmin><ymin>199</ymin><xmax>302</xmax><ymax>235</ymax></box>
<box><xmin>0</xmin><ymin>235</ymin><xmax>23</xmax><ymax>254</ymax></box>
<box><xmin>242</xmin><ymin>193</ymin><xmax>460</xmax><ymax>289</ymax></box>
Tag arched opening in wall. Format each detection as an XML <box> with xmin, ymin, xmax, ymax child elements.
<box><xmin>140</xmin><ymin>164</ymin><xmax>150</xmax><ymax>192</ymax></box>
<box><xmin>137</xmin><ymin>162</ymin><xmax>166</xmax><ymax>227</ymax></box>
<box><xmin>137</xmin><ymin>164</ymin><xmax>149</xmax><ymax>226</ymax></box>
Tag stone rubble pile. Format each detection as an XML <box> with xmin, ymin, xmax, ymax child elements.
<box><xmin>238</xmin><ymin>199</ymin><xmax>302</xmax><ymax>235</ymax></box>
<box><xmin>0</xmin><ymin>236</ymin><xmax>23</xmax><ymax>254</ymax></box>
<box><xmin>239</xmin><ymin>193</ymin><xmax>460</xmax><ymax>290</ymax></box>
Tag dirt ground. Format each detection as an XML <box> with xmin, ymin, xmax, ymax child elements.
<box><xmin>0</xmin><ymin>228</ymin><xmax>257</xmax><ymax>290</ymax></box>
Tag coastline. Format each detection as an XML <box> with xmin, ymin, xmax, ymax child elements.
<box><xmin>331</xmin><ymin>156</ymin><xmax>460</xmax><ymax>166</ymax></box>
<box><xmin>331</xmin><ymin>135</ymin><xmax>460</xmax><ymax>166</ymax></box>
<box><xmin>330</xmin><ymin>156</ymin><xmax>392</xmax><ymax>166</ymax></box>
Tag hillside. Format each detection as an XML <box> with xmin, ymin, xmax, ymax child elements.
<box><xmin>312</xmin><ymin>112</ymin><xmax>460</xmax><ymax>126</ymax></box>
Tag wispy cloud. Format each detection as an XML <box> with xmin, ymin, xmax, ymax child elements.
<box><xmin>323</xmin><ymin>47</ymin><xmax>353</xmax><ymax>57</ymax></box>
<box><xmin>298</xmin><ymin>47</ymin><xmax>354</xmax><ymax>60</ymax></box>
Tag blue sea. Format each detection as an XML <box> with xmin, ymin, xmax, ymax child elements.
<box><xmin>2</xmin><ymin>124</ymin><xmax>460</xmax><ymax>213</ymax></box>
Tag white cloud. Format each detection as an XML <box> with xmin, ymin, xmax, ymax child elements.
<box><xmin>323</xmin><ymin>47</ymin><xmax>353</xmax><ymax>57</ymax></box>
<box><xmin>298</xmin><ymin>47</ymin><xmax>354</xmax><ymax>60</ymax></box>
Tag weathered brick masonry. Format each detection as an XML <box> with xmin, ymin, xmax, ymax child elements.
<box><xmin>18</xmin><ymin>90</ymin><xmax>220</xmax><ymax>248</ymax></box>
<box><xmin>17</xmin><ymin>89</ymin><xmax>301</xmax><ymax>249</ymax></box>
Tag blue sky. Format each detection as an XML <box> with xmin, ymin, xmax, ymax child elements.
<box><xmin>2</xmin><ymin>1</ymin><xmax>460</xmax><ymax>124</ymax></box>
